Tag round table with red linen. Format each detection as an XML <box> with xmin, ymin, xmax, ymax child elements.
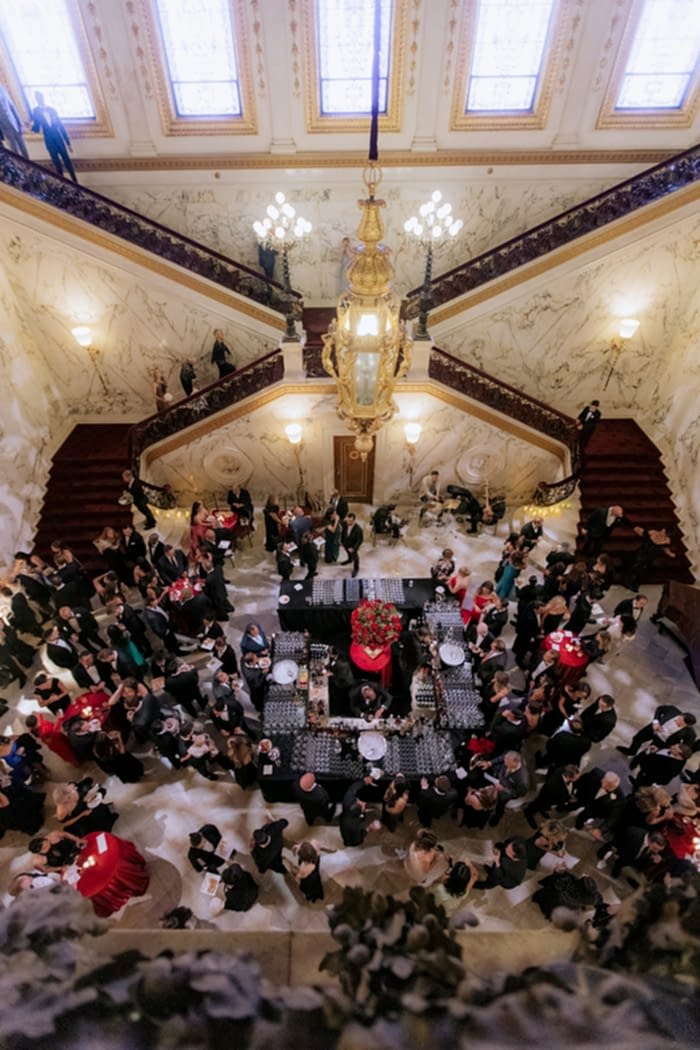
<box><xmin>64</xmin><ymin>690</ymin><xmax>112</xmax><ymax>727</ymax></box>
<box><xmin>167</xmin><ymin>574</ymin><xmax>205</xmax><ymax>604</ymax></box>
<box><xmin>543</xmin><ymin>630</ymin><xmax>589</xmax><ymax>684</ymax></box>
<box><xmin>350</xmin><ymin>642</ymin><xmax>393</xmax><ymax>688</ymax></box>
<box><xmin>75</xmin><ymin>830</ymin><xmax>150</xmax><ymax>917</ymax></box>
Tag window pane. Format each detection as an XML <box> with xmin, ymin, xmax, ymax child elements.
<box><xmin>0</xmin><ymin>0</ymin><xmax>95</xmax><ymax>118</ymax></box>
<box><xmin>615</xmin><ymin>0</ymin><xmax>700</xmax><ymax>109</ymax></box>
<box><xmin>466</xmin><ymin>0</ymin><xmax>555</xmax><ymax>112</ymax></box>
<box><xmin>317</xmin><ymin>0</ymin><xmax>392</xmax><ymax>116</ymax></box>
<box><xmin>154</xmin><ymin>0</ymin><xmax>242</xmax><ymax>117</ymax></box>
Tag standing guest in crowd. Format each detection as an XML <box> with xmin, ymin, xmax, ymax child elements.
<box><xmin>326</xmin><ymin>489</ymin><xmax>349</xmax><ymax>521</ymax></box>
<box><xmin>381</xmin><ymin>773</ymin><xmax>410</xmax><ymax>832</ymax></box>
<box><xmin>92</xmin><ymin>730</ymin><xmax>144</xmax><ymax>783</ymax></box>
<box><xmin>404</xmin><ymin>828</ymin><xmax>448</xmax><ymax>884</ymax></box>
<box><xmin>43</xmin><ymin>625</ymin><xmax>80</xmax><ymax>672</ymax></box>
<box><xmin>430</xmin><ymin>547</ymin><xmax>455</xmax><ymax>588</ymax></box>
<box><xmin>221</xmin><ymin>863</ymin><xmax>259</xmax><ymax>911</ymax></box>
<box><xmin>495</xmin><ymin>551</ymin><xmax>527</xmax><ymax>602</ymax></box>
<box><xmin>630</xmin><ymin>742</ymin><xmax>691</xmax><ymax>788</ymax></box>
<box><xmin>617</xmin><ymin>704</ymin><xmax>697</xmax><ymax>758</ymax></box>
<box><xmin>276</xmin><ymin>540</ymin><xmax>295</xmax><ymax>581</ymax></box>
<box><xmin>211</xmin><ymin>329</ymin><xmax>236</xmax><ymax>378</ymax></box>
<box><xmin>323</xmin><ymin>510</ymin><xmax>342</xmax><ymax>564</ymax></box>
<box><xmin>473</xmin><ymin>837</ymin><xmax>528</xmax><ymax>890</ymax></box>
<box><xmin>30</xmin><ymin>91</ymin><xmax>77</xmax><ymax>181</ymax></box>
<box><xmin>240</xmin><ymin>651</ymin><xmax>268</xmax><ymax>714</ymax></box>
<box><xmin>293</xmin><ymin>772</ymin><xmax>335</xmax><ymax>825</ymax></box>
<box><xmin>122</xmin><ymin>469</ymin><xmax>157</xmax><ymax>530</ymax></box>
<box><xmin>290</xmin><ymin>506</ymin><xmax>312</xmax><ymax>546</ymax></box>
<box><xmin>187</xmin><ymin>824</ymin><xmax>225</xmax><ymax>874</ymax></box>
<box><xmin>349</xmin><ymin>681</ymin><xmax>392</xmax><ymax>720</ymax></box>
<box><xmin>524</xmin><ymin>820</ymin><xmax>568</xmax><ymax>870</ymax></box>
<box><xmin>417</xmin><ymin>774</ymin><xmax>458</xmax><ymax>828</ymax></box>
<box><xmin>519</xmin><ymin>517</ymin><xmax>544</xmax><ymax>550</ymax></box>
<box><xmin>250</xmin><ymin>818</ymin><xmax>289</xmax><ymax>875</ymax></box>
<box><xmin>573</xmin><ymin>769</ymin><xmax>625</xmax><ymax>837</ymax></box>
<box><xmin>263</xmin><ymin>496</ymin><xmax>285</xmax><ymax>552</ymax></box>
<box><xmin>31</xmin><ymin>673</ymin><xmax>71</xmax><ymax>715</ymax></box>
<box><xmin>1</xmin><ymin>584</ymin><xmax>42</xmax><ymax>638</ymax></box>
<box><xmin>226</xmin><ymin>731</ymin><xmax>258</xmax><ymax>789</ymax></box>
<box><xmin>419</xmin><ymin>469</ymin><xmax>444</xmax><ymax>524</ymax></box>
<box><xmin>240</xmin><ymin>622</ymin><xmax>269</xmax><ymax>656</ymax></box>
<box><xmin>179</xmin><ymin>359</ymin><xmax>197</xmax><ymax>397</ymax></box>
<box><xmin>341</xmin><ymin>513</ymin><xmax>364</xmax><ymax>578</ymax></box>
<box><xmin>299</xmin><ymin>530</ymin><xmax>319</xmax><ymax>580</ymax></box>
<box><xmin>156</xmin><ymin>544</ymin><xmax>188</xmax><ymax>585</ymax></box>
<box><xmin>579</xmin><ymin>693</ymin><xmax>617</xmax><ymax>743</ymax></box>
<box><xmin>0</xmin><ymin>84</ymin><xmax>29</xmax><ymax>157</ymax></box>
<box><xmin>226</xmin><ymin>483</ymin><xmax>253</xmax><ymax>523</ymax></box>
<box><xmin>152</xmin><ymin>367</ymin><xmax>170</xmax><ymax>413</ymax></box>
<box><xmin>292</xmin><ymin>840</ymin><xmax>324</xmax><ymax>902</ymax></box>
<box><xmin>525</xmin><ymin>764</ymin><xmax>580</xmax><ymax>827</ymax></box>
<box><xmin>624</xmin><ymin>525</ymin><xmax>677</xmax><ymax>593</ymax></box>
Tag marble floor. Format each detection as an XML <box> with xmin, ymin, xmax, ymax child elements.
<box><xmin>1</xmin><ymin>501</ymin><xmax>699</xmax><ymax>942</ymax></box>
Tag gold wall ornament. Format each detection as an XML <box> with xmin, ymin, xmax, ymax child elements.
<box><xmin>322</xmin><ymin>164</ymin><xmax>412</xmax><ymax>459</ymax></box>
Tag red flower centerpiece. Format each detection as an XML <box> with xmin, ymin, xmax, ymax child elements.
<box><xmin>350</xmin><ymin>599</ymin><xmax>402</xmax><ymax>656</ymax></box>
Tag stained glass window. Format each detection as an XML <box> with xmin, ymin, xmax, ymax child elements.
<box><xmin>316</xmin><ymin>0</ymin><xmax>392</xmax><ymax>116</ymax></box>
<box><xmin>465</xmin><ymin>0</ymin><xmax>555</xmax><ymax>113</ymax></box>
<box><xmin>0</xmin><ymin>0</ymin><xmax>95</xmax><ymax>119</ymax></box>
<box><xmin>616</xmin><ymin>0</ymin><xmax>700</xmax><ymax>109</ymax></box>
<box><xmin>154</xmin><ymin>0</ymin><xmax>241</xmax><ymax>117</ymax></box>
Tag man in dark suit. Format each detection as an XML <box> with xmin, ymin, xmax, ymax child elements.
<box><xmin>327</xmin><ymin>490</ymin><xmax>349</xmax><ymax>521</ymax></box>
<box><xmin>541</xmin><ymin>718</ymin><xmax>592</xmax><ymax>770</ymax></box>
<box><xmin>618</xmin><ymin>704</ymin><xmax>697</xmax><ymax>756</ymax></box>
<box><xmin>292</xmin><ymin>771</ymin><xmax>335</xmax><ymax>825</ymax></box>
<box><xmin>250</xmin><ymin>818</ymin><xmax>289</xmax><ymax>874</ymax></box>
<box><xmin>573</xmin><ymin>769</ymin><xmax>625</xmax><ymax>836</ymax></box>
<box><xmin>1</xmin><ymin>586</ymin><xmax>42</xmax><ymax>637</ymax></box>
<box><xmin>417</xmin><ymin>774</ymin><xmax>458</xmax><ymax>827</ymax></box>
<box><xmin>73</xmin><ymin>651</ymin><xmax>115</xmax><ymax>693</ymax></box>
<box><xmin>614</xmin><ymin>594</ymin><xmax>648</xmax><ymax>622</ymax></box>
<box><xmin>43</xmin><ymin>625</ymin><xmax>79</xmax><ymax>670</ymax></box>
<box><xmin>488</xmin><ymin>706</ymin><xmax>527</xmax><ymax>755</ymax></box>
<box><xmin>143</xmin><ymin>595</ymin><xmax>181</xmax><ymax>654</ymax></box>
<box><xmin>519</xmin><ymin>517</ymin><xmax>543</xmax><ymax>550</ymax></box>
<box><xmin>579</xmin><ymin>693</ymin><xmax>617</xmax><ymax>743</ymax></box>
<box><xmin>31</xmin><ymin>91</ymin><xmax>77</xmax><ymax>181</ymax></box>
<box><xmin>630</xmin><ymin>742</ymin><xmax>691</xmax><ymax>787</ymax></box>
<box><xmin>576</xmin><ymin>400</ymin><xmax>601</xmax><ymax>448</ymax></box>
<box><xmin>122</xmin><ymin>469</ymin><xmax>157</xmax><ymax>530</ymax></box>
<box><xmin>198</xmin><ymin>551</ymin><xmax>233</xmax><ymax>620</ymax></box>
<box><xmin>611</xmin><ymin>827</ymin><xmax>668</xmax><ymax>880</ymax></box>
<box><xmin>121</xmin><ymin>679</ymin><xmax>164</xmax><ymax>742</ymax></box>
<box><xmin>156</xmin><ymin>545</ymin><xmax>189</xmax><ymax>584</ymax></box>
<box><xmin>579</xmin><ymin>504</ymin><xmax>636</xmax><ymax>556</ymax></box>
<box><xmin>187</xmin><ymin>824</ymin><xmax>224</xmax><ymax>874</ymax></box>
<box><xmin>349</xmin><ymin>681</ymin><xmax>392</xmax><ymax>720</ymax></box>
<box><xmin>481</xmin><ymin>750</ymin><xmax>530</xmax><ymax>824</ymax></box>
<box><xmin>512</xmin><ymin>599</ymin><xmax>545</xmax><ymax>669</ymax></box>
<box><xmin>525</xmin><ymin>764</ymin><xmax>580</xmax><ymax>827</ymax></box>
<box><xmin>108</xmin><ymin>598</ymin><xmax>152</xmax><ymax>657</ymax></box>
<box><xmin>56</xmin><ymin>604</ymin><xmax>104</xmax><ymax>654</ymax></box>
<box><xmin>474</xmin><ymin>837</ymin><xmax>528</xmax><ymax>889</ymax></box>
<box><xmin>341</xmin><ymin>513</ymin><xmax>364</xmax><ymax>577</ymax></box>
<box><xmin>477</xmin><ymin>639</ymin><xmax>507</xmax><ymax>692</ymax></box>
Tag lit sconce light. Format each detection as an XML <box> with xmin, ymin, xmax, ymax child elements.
<box><xmin>72</xmin><ymin>325</ymin><xmax>109</xmax><ymax>395</ymax></box>
<box><xmin>285</xmin><ymin>422</ymin><xmax>303</xmax><ymax>445</ymax></box>
<box><xmin>604</xmin><ymin>318</ymin><xmax>640</xmax><ymax>390</ymax></box>
<box><xmin>404</xmin><ymin>421</ymin><xmax>422</xmax><ymax>484</ymax></box>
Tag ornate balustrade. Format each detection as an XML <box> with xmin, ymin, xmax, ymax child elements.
<box><xmin>429</xmin><ymin>347</ymin><xmax>580</xmax><ymax>503</ymax></box>
<box><xmin>129</xmin><ymin>349</ymin><xmax>284</xmax><ymax>464</ymax></box>
<box><xmin>0</xmin><ymin>150</ymin><xmax>296</xmax><ymax>316</ymax></box>
<box><xmin>405</xmin><ymin>144</ymin><xmax>700</xmax><ymax>319</ymax></box>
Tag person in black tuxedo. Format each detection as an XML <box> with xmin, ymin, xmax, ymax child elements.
<box><xmin>293</xmin><ymin>772</ymin><xmax>335</xmax><ymax>825</ymax></box>
<box><xmin>349</xmin><ymin>681</ymin><xmax>392</xmax><ymax>720</ymax></box>
<box><xmin>211</xmin><ymin>329</ymin><xmax>235</xmax><ymax>377</ymax></box>
<box><xmin>630</xmin><ymin>742</ymin><xmax>691</xmax><ymax>787</ymax></box>
<box><xmin>473</xmin><ymin>837</ymin><xmax>528</xmax><ymax>889</ymax></box>
<box><xmin>1</xmin><ymin>586</ymin><xmax>42</xmax><ymax>638</ymax></box>
<box><xmin>540</xmin><ymin>717</ymin><xmax>592</xmax><ymax>771</ymax></box>
<box><xmin>525</xmin><ymin>764</ymin><xmax>580</xmax><ymax>827</ymax></box>
<box><xmin>156</xmin><ymin>545</ymin><xmax>189</xmax><ymax>584</ymax></box>
<box><xmin>226</xmin><ymin>485</ymin><xmax>253</xmax><ymax>521</ymax></box>
<box><xmin>611</xmin><ymin>827</ymin><xmax>668</xmax><ymax>880</ymax></box>
<box><xmin>187</xmin><ymin>824</ymin><xmax>224</xmax><ymax>874</ymax></box>
<box><xmin>143</xmin><ymin>595</ymin><xmax>182</xmax><ymax>655</ymax></box>
<box><xmin>327</xmin><ymin>490</ymin><xmax>349</xmax><ymax>522</ymax></box>
<box><xmin>341</xmin><ymin>513</ymin><xmax>363</xmax><ymax>577</ymax></box>
<box><xmin>73</xmin><ymin>651</ymin><xmax>116</xmax><ymax>693</ymax></box>
<box><xmin>56</xmin><ymin>604</ymin><xmax>104</xmax><ymax>654</ymax></box>
<box><xmin>43</xmin><ymin>625</ymin><xmax>79</xmax><ymax>670</ymax></box>
<box><xmin>573</xmin><ymin>769</ymin><xmax>625</xmax><ymax>835</ymax></box>
<box><xmin>579</xmin><ymin>504</ymin><xmax>636</xmax><ymax>556</ymax></box>
<box><xmin>614</xmin><ymin>594</ymin><xmax>648</xmax><ymax>622</ymax></box>
<box><xmin>250</xmin><ymin>818</ymin><xmax>288</xmax><ymax>874</ymax></box>
<box><xmin>618</xmin><ymin>704</ymin><xmax>697</xmax><ymax>756</ymax></box>
<box><xmin>417</xmin><ymin>774</ymin><xmax>458</xmax><ymax>827</ymax></box>
<box><xmin>109</xmin><ymin>598</ymin><xmax>152</xmax><ymax>658</ymax></box>
<box><xmin>576</xmin><ymin>400</ymin><xmax>601</xmax><ymax>448</ymax></box>
<box><xmin>579</xmin><ymin>693</ymin><xmax>617</xmax><ymax>743</ymax></box>
<box><xmin>122</xmin><ymin>469</ymin><xmax>157</xmax><ymax>530</ymax></box>
<box><xmin>31</xmin><ymin>91</ymin><xmax>77</xmax><ymax>181</ymax></box>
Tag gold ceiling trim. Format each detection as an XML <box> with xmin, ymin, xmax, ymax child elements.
<box><xmin>0</xmin><ymin>182</ymin><xmax>284</xmax><ymax>329</ymax></box>
<box><xmin>74</xmin><ymin>147</ymin><xmax>676</xmax><ymax>174</ymax></box>
<box><xmin>449</xmin><ymin>0</ymin><xmax>579</xmax><ymax>132</ymax></box>
<box><xmin>431</xmin><ymin>180</ymin><xmax>700</xmax><ymax>326</ymax></box>
<box><xmin>142</xmin><ymin>378</ymin><xmax>566</xmax><ymax>469</ymax></box>
<box><xmin>137</xmin><ymin>0</ymin><xmax>258</xmax><ymax>136</ymax></box>
<box><xmin>299</xmin><ymin>0</ymin><xmax>408</xmax><ymax>134</ymax></box>
<box><xmin>0</xmin><ymin>0</ymin><xmax>113</xmax><ymax>139</ymax></box>
<box><xmin>596</xmin><ymin>0</ymin><xmax>700</xmax><ymax>131</ymax></box>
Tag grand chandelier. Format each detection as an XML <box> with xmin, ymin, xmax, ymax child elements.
<box><xmin>321</xmin><ymin>161</ymin><xmax>412</xmax><ymax>458</ymax></box>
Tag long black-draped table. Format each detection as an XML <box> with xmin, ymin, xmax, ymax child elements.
<box><xmin>277</xmin><ymin>577</ymin><xmax>434</xmax><ymax>637</ymax></box>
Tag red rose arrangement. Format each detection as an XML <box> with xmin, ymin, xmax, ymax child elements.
<box><xmin>350</xmin><ymin>599</ymin><xmax>402</xmax><ymax>648</ymax></box>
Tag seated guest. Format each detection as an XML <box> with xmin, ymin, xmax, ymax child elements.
<box><xmin>74</xmin><ymin>650</ymin><xmax>116</xmax><ymax>694</ymax></box>
<box><xmin>226</xmin><ymin>484</ymin><xmax>253</xmax><ymax>522</ymax></box>
<box><xmin>198</xmin><ymin>613</ymin><xmax>224</xmax><ymax>650</ymax></box>
<box><xmin>430</xmin><ymin>547</ymin><xmax>455</xmax><ymax>587</ymax></box>
<box><xmin>349</xmin><ymin>681</ymin><xmax>393</xmax><ymax>720</ymax></box>
<box><xmin>372</xmin><ymin>504</ymin><xmax>403</xmax><ymax>539</ymax></box>
<box><xmin>187</xmin><ymin>824</ymin><xmax>225</xmax><ymax>874</ymax></box>
<box><xmin>221</xmin><ymin>863</ymin><xmax>259</xmax><ymax>911</ymax></box>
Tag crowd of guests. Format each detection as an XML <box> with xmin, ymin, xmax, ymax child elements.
<box><xmin>0</xmin><ymin>480</ymin><xmax>698</xmax><ymax>930</ymax></box>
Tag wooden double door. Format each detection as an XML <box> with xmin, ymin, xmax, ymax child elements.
<box><xmin>333</xmin><ymin>436</ymin><xmax>375</xmax><ymax>504</ymax></box>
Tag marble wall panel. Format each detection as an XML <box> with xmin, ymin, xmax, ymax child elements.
<box><xmin>92</xmin><ymin>171</ymin><xmax>615</xmax><ymax>306</ymax></box>
<box><xmin>148</xmin><ymin>392</ymin><xmax>563</xmax><ymax>514</ymax></box>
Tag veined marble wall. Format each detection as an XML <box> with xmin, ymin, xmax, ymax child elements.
<box><xmin>1</xmin><ymin>222</ymin><xmax>278</xmax><ymax>421</ymax></box>
<box><xmin>147</xmin><ymin>391</ymin><xmax>563</xmax><ymax>513</ymax></box>
<box><xmin>89</xmin><ymin>169</ymin><xmax>616</xmax><ymax>307</ymax></box>
<box><xmin>0</xmin><ymin>266</ymin><xmax>67</xmax><ymax>570</ymax></box>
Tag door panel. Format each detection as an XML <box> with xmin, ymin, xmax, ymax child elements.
<box><xmin>333</xmin><ymin>435</ymin><xmax>375</xmax><ymax>503</ymax></box>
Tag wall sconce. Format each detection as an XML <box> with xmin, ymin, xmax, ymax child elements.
<box><xmin>404</xmin><ymin>421</ymin><xmax>422</xmax><ymax>484</ymax></box>
<box><xmin>285</xmin><ymin>422</ymin><xmax>305</xmax><ymax>496</ymax></box>
<box><xmin>72</xmin><ymin>325</ymin><xmax>108</xmax><ymax>395</ymax></box>
<box><xmin>604</xmin><ymin>318</ymin><xmax>640</xmax><ymax>390</ymax></box>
